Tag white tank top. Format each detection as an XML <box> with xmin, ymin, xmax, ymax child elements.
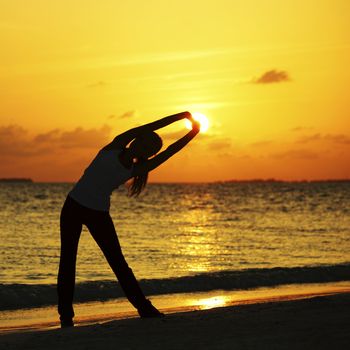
<box><xmin>69</xmin><ymin>149</ymin><xmax>133</xmax><ymax>211</ymax></box>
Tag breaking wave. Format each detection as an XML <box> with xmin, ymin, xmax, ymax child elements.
<box><xmin>1</xmin><ymin>263</ymin><xmax>349</xmax><ymax>311</ymax></box>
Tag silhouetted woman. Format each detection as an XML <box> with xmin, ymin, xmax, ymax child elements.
<box><xmin>57</xmin><ymin>111</ymin><xmax>200</xmax><ymax>327</ymax></box>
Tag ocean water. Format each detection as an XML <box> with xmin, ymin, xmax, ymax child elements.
<box><xmin>0</xmin><ymin>181</ymin><xmax>349</xmax><ymax>310</ymax></box>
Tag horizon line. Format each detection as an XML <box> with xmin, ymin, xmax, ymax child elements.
<box><xmin>1</xmin><ymin>178</ymin><xmax>349</xmax><ymax>184</ymax></box>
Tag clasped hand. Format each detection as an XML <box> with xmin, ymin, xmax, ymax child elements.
<box><xmin>184</xmin><ymin>112</ymin><xmax>201</xmax><ymax>133</ymax></box>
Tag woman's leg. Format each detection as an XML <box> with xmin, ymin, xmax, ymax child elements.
<box><xmin>57</xmin><ymin>197</ymin><xmax>83</xmax><ymax>324</ymax></box>
<box><xmin>85</xmin><ymin>212</ymin><xmax>162</xmax><ymax>316</ymax></box>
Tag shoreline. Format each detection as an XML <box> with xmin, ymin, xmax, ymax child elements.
<box><xmin>1</xmin><ymin>289</ymin><xmax>350</xmax><ymax>349</ymax></box>
<box><xmin>1</xmin><ymin>281</ymin><xmax>349</xmax><ymax>333</ymax></box>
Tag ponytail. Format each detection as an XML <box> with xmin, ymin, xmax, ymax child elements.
<box><xmin>127</xmin><ymin>157</ymin><xmax>148</xmax><ymax>197</ymax></box>
<box><xmin>126</xmin><ymin>131</ymin><xmax>163</xmax><ymax>197</ymax></box>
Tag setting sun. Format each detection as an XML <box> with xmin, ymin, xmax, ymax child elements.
<box><xmin>185</xmin><ymin>112</ymin><xmax>210</xmax><ymax>133</ymax></box>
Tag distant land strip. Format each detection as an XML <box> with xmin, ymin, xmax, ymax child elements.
<box><xmin>0</xmin><ymin>178</ymin><xmax>33</xmax><ymax>183</ymax></box>
<box><xmin>218</xmin><ymin>178</ymin><xmax>350</xmax><ymax>183</ymax></box>
<box><xmin>0</xmin><ymin>178</ymin><xmax>349</xmax><ymax>184</ymax></box>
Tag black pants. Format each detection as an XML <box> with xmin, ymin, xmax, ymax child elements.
<box><xmin>57</xmin><ymin>195</ymin><xmax>147</xmax><ymax>320</ymax></box>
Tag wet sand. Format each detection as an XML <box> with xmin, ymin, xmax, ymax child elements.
<box><xmin>1</xmin><ymin>290</ymin><xmax>350</xmax><ymax>350</ymax></box>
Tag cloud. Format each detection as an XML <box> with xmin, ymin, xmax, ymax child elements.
<box><xmin>249</xmin><ymin>140</ymin><xmax>273</xmax><ymax>148</ymax></box>
<box><xmin>87</xmin><ymin>81</ymin><xmax>108</xmax><ymax>88</ymax></box>
<box><xmin>120</xmin><ymin>110</ymin><xmax>137</xmax><ymax>119</ymax></box>
<box><xmin>290</xmin><ymin>126</ymin><xmax>314</xmax><ymax>132</ymax></box>
<box><xmin>0</xmin><ymin>124</ymin><xmax>27</xmax><ymax>140</ymax></box>
<box><xmin>207</xmin><ymin>138</ymin><xmax>232</xmax><ymax>150</ymax></box>
<box><xmin>272</xmin><ymin>149</ymin><xmax>319</xmax><ymax>160</ymax></box>
<box><xmin>253</xmin><ymin>69</ymin><xmax>290</xmax><ymax>84</ymax></box>
<box><xmin>104</xmin><ymin>47</ymin><xmax>233</xmax><ymax>67</ymax></box>
<box><xmin>0</xmin><ymin>124</ymin><xmax>112</xmax><ymax>158</ymax></box>
<box><xmin>0</xmin><ymin>125</ymin><xmax>35</xmax><ymax>156</ymax></box>
<box><xmin>296</xmin><ymin>133</ymin><xmax>350</xmax><ymax>145</ymax></box>
<box><xmin>327</xmin><ymin>134</ymin><xmax>350</xmax><ymax>144</ymax></box>
<box><xmin>108</xmin><ymin>110</ymin><xmax>138</xmax><ymax>120</ymax></box>
<box><xmin>34</xmin><ymin>129</ymin><xmax>61</xmax><ymax>143</ymax></box>
<box><xmin>54</xmin><ymin>125</ymin><xmax>112</xmax><ymax>149</ymax></box>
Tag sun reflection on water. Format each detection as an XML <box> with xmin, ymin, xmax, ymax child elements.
<box><xmin>198</xmin><ymin>295</ymin><xmax>229</xmax><ymax>310</ymax></box>
<box><xmin>170</xmin><ymin>193</ymin><xmax>220</xmax><ymax>274</ymax></box>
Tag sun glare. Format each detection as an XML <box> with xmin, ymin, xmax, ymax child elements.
<box><xmin>198</xmin><ymin>295</ymin><xmax>229</xmax><ymax>310</ymax></box>
<box><xmin>185</xmin><ymin>112</ymin><xmax>210</xmax><ymax>132</ymax></box>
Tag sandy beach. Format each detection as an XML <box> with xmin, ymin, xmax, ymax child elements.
<box><xmin>1</xmin><ymin>291</ymin><xmax>349</xmax><ymax>350</ymax></box>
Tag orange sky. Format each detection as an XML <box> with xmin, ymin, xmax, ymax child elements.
<box><xmin>1</xmin><ymin>0</ymin><xmax>349</xmax><ymax>182</ymax></box>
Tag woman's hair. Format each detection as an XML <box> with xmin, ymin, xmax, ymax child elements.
<box><xmin>127</xmin><ymin>132</ymin><xmax>162</xmax><ymax>197</ymax></box>
<box><xmin>127</xmin><ymin>159</ymin><xmax>149</xmax><ymax>197</ymax></box>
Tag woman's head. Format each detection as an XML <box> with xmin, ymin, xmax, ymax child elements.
<box><xmin>129</xmin><ymin>131</ymin><xmax>163</xmax><ymax>160</ymax></box>
<box><xmin>127</xmin><ymin>131</ymin><xmax>162</xmax><ymax>197</ymax></box>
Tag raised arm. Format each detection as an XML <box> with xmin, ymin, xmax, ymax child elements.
<box><xmin>103</xmin><ymin>111</ymin><xmax>191</xmax><ymax>150</ymax></box>
<box><xmin>132</xmin><ymin>121</ymin><xmax>200</xmax><ymax>176</ymax></box>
